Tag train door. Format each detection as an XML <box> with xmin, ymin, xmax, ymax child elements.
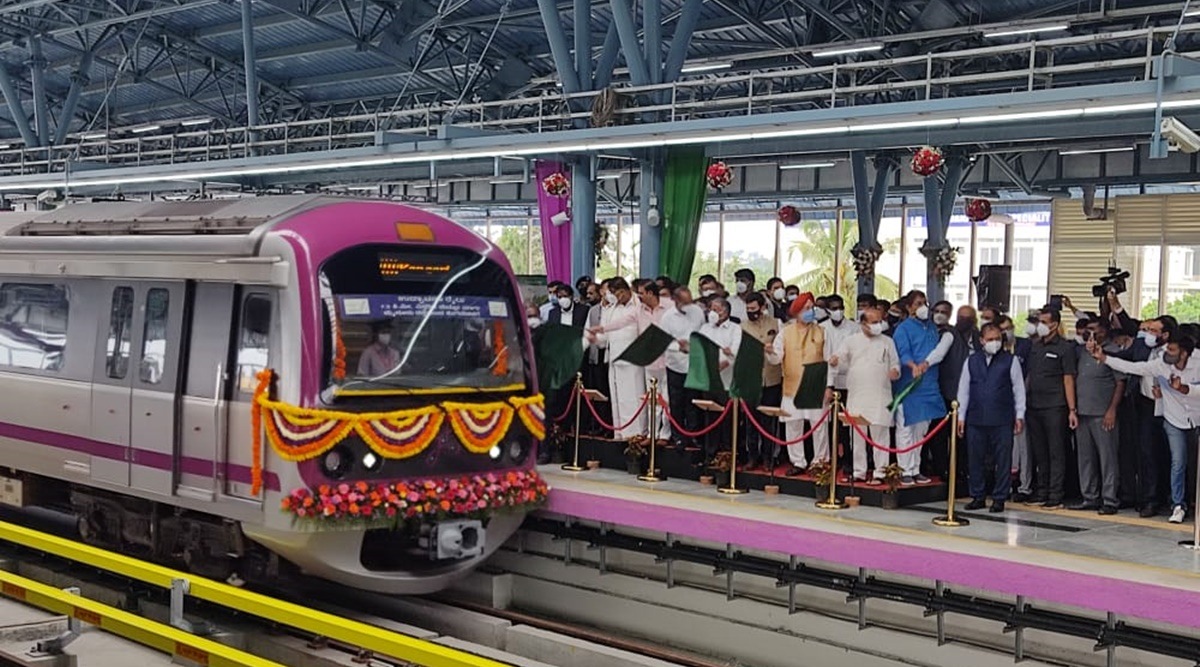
<box><xmin>222</xmin><ymin>290</ymin><xmax>272</xmax><ymax>500</ymax></box>
<box><xmin>90</xmin><ymin>283</ymin><xmax>137</xmax><ymax>487</ymax></box>
<box><xmin>176</xmin><ymin>282</ymin><xmax>234</xmax><ymax>500</ymax></box>
<box><xmin>128</xmin><ymin>283</ymin><xmax>185</xmax><ymax>496</ymax></box>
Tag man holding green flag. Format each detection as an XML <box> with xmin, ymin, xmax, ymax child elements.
<box><xmin>690</xmin><ymin>297</ymin><xmax>742</xmax><ymax>462</ymax></box>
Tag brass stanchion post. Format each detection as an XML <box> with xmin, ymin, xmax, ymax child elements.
<box><xmin>561</xmin><ymin>373</ymin><xmax>586</xmax><ymax>472</ymax></box>
<box><xmin>817</xmin><ymin>391</ymin><xmax>847</xmax><ymax>510</ymax></box>
<box><xmin>638</xmin><ymin>378</ymin><xmax>662</xmax><ymax>483</ymax></box>
<box><xmin>933</xmin><ymin>401</ymin><xmax>968</xmax><ymax>527</ymax></box>
<box><xmin>719</xmin><ymin>398</ymin><xmax>748</xmax><ymax>495</ymax></box>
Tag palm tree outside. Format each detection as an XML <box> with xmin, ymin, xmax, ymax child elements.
<box><xmin>785</xmin><ymin>219</ymin><xmax>900</xmax><ymax>299</ymax></box>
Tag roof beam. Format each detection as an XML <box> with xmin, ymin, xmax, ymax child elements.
<box><xmin>0</xmin><ymin>64</ymin><xmax>37</xmax><ymax>146</ymax></box>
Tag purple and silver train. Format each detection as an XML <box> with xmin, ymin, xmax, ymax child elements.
<box><xmin>0</xmin><ymin>195</ymin><xmax>542</xmax><ymax>594</ymax></box>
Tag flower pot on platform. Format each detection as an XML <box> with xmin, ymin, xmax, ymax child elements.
<box><xmin>550</xmin><ymin>447</ymin><xmax>567</xmax><ymax>465</ymax></box>
<box><xmin>699</xmin><ymin>476</ymin><xmax>715</xmax><ymax>486</ymax></box>
<box><xmin>881</xmin><ymin>493</ymin><xmax>899</xmax><ymax>510</ymax></box>
<box><xmin>845</xmin><ymin>495</ymin><xmax>862</xmax><ymax>507</ymax></box>
<box><xmin>715</xmin><ymin>470</ymin><xmax>731</xmax><ymax>488</ymax></box>
<box><xmin>764</xmin><ymin>485</ymin><xmax>780</xmax><ymax>496</ymax></box>
<box><xmin>626</xmin><ymin>458</ymin><xmax>642</xmax><ymax>474</ymax></box>
<box><xmin>586</xmin><ymin>460</ymin><xmax>601</xmax><ymax>470</ymax></box>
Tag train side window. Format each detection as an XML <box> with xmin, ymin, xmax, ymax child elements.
<box><xmin>139</xmin><ymin>288</ymin><xmax>169</xmax><ymax>385</ymax></box>
<box><xmin>0</xmin><ymin>282</ymin><xmax>70</xmax><ymax>372</ymax></box>
<box><xmin>105</xmin><ymin>287</ymin><xmax>134</xmax><ymax>379</ymax></box>
<box><xmin>236</xmin><ymin>293</ymin><xmax>271</xmax><ymax>394</ymax></box>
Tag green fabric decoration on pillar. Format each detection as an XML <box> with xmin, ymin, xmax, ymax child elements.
<box><xmin>658</xmin><ymin>146</ymin><xmax>710</xmax><ymax>283</ymax></box>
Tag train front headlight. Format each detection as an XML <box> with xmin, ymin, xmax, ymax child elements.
<box><xmin>321</xmin><ymin>445</ymin><xmax>354</xmax><ymax>478</ymax></box>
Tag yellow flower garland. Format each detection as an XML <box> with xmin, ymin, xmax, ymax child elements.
<box><xmin>252</xmin><ymin>370</ymin><xmax>543</xmax><ymax>463</ymax></box>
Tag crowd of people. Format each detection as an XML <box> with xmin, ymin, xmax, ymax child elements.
<box><xmin>527</xmin><ymin>271</ymin><xmax>1198</xmax><ymax>523</ymax></box>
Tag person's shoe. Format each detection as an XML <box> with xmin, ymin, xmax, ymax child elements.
<box><xmin>1067</xmin><ymin>501</ymin><xmax>1099</xmax><ymax>511</ymax></box>
<box><xmin>1025</xmin><ymin>497</ymin><xmax>1047</xmax><ymax>506</ymax></box>
<box><xmin>1041</xmin><ymin>500</ymin><xmax>1063</xmax><ymax>510</ymax></box>
<box><xmin>914</xmin><ymin>474</ymin><xmax>933</xmax><ymax>485</ymax></box>
<box><xmin>901</xmin><ymin>475</ymin><xmax>915</xmax><ymax>487</ymax></box>
<box><xmin>786</xmin><ymin>466</ymin><xmax>805</xmax><ymax>477</ymax></box>
<box><xmin>1170</xmin><ymin>505</ymin><xmax>1186</xmax><ymax>524</ymax></box>
<box><xmin>1011</xmin><ymin>492</ymin><xmax>1031</xmax><ymax>503</ymax></box>
<box><xmin>1139</xmin><ymin>504</ymin><xmax>1158</xmax><ymax>518</ymax></box>
<box><xmin>965</xmin><ymin>498</ymin><xmax>987</xmax><ymax>511</ymax></box>
<box><xmin>989</xmin><ymin>501</ymin><xmax>1006</xmax><ymax>513</ymax></box>
<box><xmin>1098</xmin><ymin>506</ymin><xmax>1118</xmax><ymax>516</ymax></box>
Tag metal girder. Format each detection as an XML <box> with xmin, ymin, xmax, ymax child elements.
<box><xmin>710</xmin><ymin>0</ymin><xmax>790</xmax><ymax>51</ymax></box>
<box><xmin>242</xmin><ymin>0</ymin><xmax>260</xmax><ymax>131</ymax></box>
<box><xmin>0</xmin><ymin>64</ymin><xmax>36</xmax><ymax>146</ymax></box>
<box><xmin>594</xmin><ymin>22</ymin><xmax>620</xmax><ymax>89</ymax></box>
<box><xmin>644</xmin><ymin>0</ymin><xmax>662</xmax><ymax>84</ymax></box>
<box><xmin>28</xmin><ymin>37</ymin><xmax>48</xmax><ymax>146</ymax></box>
<box><xmin>52</xmin><ymin>49</ymin><xmax>93</xmax><ymax>145</ymax></box>
<box><xmin>663</xmin><ymin>0</ymin><xmax>705</xmax><ymax>82</ymax></box>
<box><xmin>574</xmin><ymin>0</ymin><xmax>592</xmax><ymax>90</ymax></box>
<box><xmin>786</xmin><ymin>0</ymin><xmax>861</xmax><ymax>41</ymax></box>
<box><xmin>609</xmin><ymin>0</ymin><xmax>651</xmax><ymax>86</ymax></box>
<box><xmin>539</xmin><ymin>0</ymin><xmax>582</xmax><ymax>93</ymax></box>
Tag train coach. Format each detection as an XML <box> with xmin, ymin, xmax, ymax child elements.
<box><xmin>0</xmin><ymin>195</ymin><xmax>547</xmax><ymax>594</ymax></box>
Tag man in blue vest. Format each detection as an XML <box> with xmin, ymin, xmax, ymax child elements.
<box><xmin>957</xmin><ymin>323</ymin><xmax>1027</xmax><ymax>513</ymax></box>
<box><xmin>892</xmin><ymin>290</ymin><xmax>953</xmax><ymax>485</ymax></box>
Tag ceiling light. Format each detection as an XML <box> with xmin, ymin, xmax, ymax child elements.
<box><xmin>984</xmin><ymin>24</ymin><xmax>1068</xmax><ymax>38</ymax></box>
<box><xmin>1059</xmin><ymin>147</ymin><xmax>1135</xmax><ymax>156</ymax></box>
<box><xmin>680</xmin><ymin>62</ymin><xmax>732</xmax><ymax>73</ymax></box>
<box><xmin>597</xmin><ymin>172</ymin><xmax>622</xmax><ymax>180</ymax></box>
<box><xmin>487</xmin><ymin>176</ymin><xmax>527</xmax><ymax>184</ymax></box>
<box><xmin>180</xmin><ymin>118</ymin><xmax>213</xmax><ymax>126</ymax></box>
<box><xmin>958</xmin><ymin>109</ymin><xmax>1082</xmax><ymax>124</ymax></box>
<box><xmin>79</xmin><ymin>131</ymin><xmax>106</xmax><ymax>140</ymax></box>
<box><xmin>849</xmin><ymin>118</ymin><xmax>958</xmax><ymax>132</ymax></box>
<box><xmin>131</xmin><ymin>124</ymin><xmax>161</xmax><ymax>134</ymax></box>
<box><xmin>0</xmin><ymin>145</ymin><xmax>10</xmax><ymax>151</ymax></box>
<box><xmin>779</xmin><ymin>162</ymin><xmax>837</xmax><ymax>170</ymax></box>
<box><xmin>812</xmin><ymin>44</ymin><xmax>883</xmax><ymax>58</ymax></box>
<box><xmin>1187</xmin><ymin>9</ymin><xmax>1200</xmax><ymax>17</ymax></box>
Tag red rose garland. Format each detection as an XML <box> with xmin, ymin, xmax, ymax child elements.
<box><xmin>910</xmin><ymin>146</ymin><xmax>944</xmax><ymax>177</ymax></box>
<box><xmin>542</xmin><ymin>172</ymin><xmax>570</xmax><ymax>198</ymax></box>
<box><xmin>706</xmin><ymin>161</ymin><xmax>733</xmax><ymax>190</ymax></box>
<box><xmin>777</xmin><ymin>205</ymin><xmax>800</xmax><ymax>226</ymax></box>
<box><xmin>966</xmin><ymin>198</ymin><xmax>993</xmax><ymax>223</ymax></box>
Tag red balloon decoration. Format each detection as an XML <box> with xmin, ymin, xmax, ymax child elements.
<box><xmin>910</xmin><ymin>146</ymin><xmax>945</xmax><ymax>177</ymax></box>
<box><xmin>966</xmin><ymin>198</ymin><xmax>993</xmax><ymax>223</ymax></box>
<box><xmin>706</xmin><ymin>161</ymin><xmax>733</xmax><ymax>190</ymax></box>
<box><xmin>777</xmin><ymin>205</ymin><xmax>800</xmax><ymax>226</ymax></box>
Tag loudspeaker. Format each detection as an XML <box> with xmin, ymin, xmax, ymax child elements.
<box><xmin>976</xmin><ymin>265</ymin><xmax>1012</xmax><ymax>313</ymax></box>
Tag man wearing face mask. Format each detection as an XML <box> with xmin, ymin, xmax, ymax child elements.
<box><xmin>587</xmin><ymin>278</ymin><xmax>646</xmax><ymax>440</ymax></box>
<box><xmin>784</xmin><ymin>285</ymin><xmax>801</xmax><ymax>311</ymax></box>
<box><xmin>955</xmin><ymin>305</ymin><xmax>980</xmax><ymax>351</ymax></box>
<box><xmin>582</xmin><ymin>280</ymin><xmax>615</xmax><ymax>433</ymax></box>
<box><xmin>956</xmin><ymin>323</ymin><xmax>1026</xmax><ymax>513</ymax></box>
<box><xmin>697</xmin><ymin>274</ymin><xmax>720</xmax><ymax>299</ymax></box>
<box><xmin>1025</xmin><ymin>308</ymin><xmax>1079</xmax><ymax>509</ymax></box>
<box><xmin>813</xmin><ymin>295</ymin><xmax>830</xmax><ymax>324</ymax></box>
<box><xmin>539</xmin><ymin>281</ymin><xmax>566</xmax><ymax>323</ymax></box>
<box><xmin>821</xmin><ymin>295</ymin><xmax>855</xmax><ymax>473</ymax></box>
<box><xmin>1093</xmin><ymin>335</ymin><xmax>1200</xmax><ymax>524</ymax></box>
<box><xmin>828</xmin><ymin>307</ymin><xmax>901</xmax><ymax>483</ymax></box>
<box><xmin>933</xmin><ymin>300</ymin><xmax>970</xmax><ymax>483</ymax></box>
<box><xmin>890</xmin><ymin>290</ymin><xmax>953</xmax><ymax>485</ymax></box>
<box><xmin>856</xmin><ymin>293</ymin><xmax>876</xmax><ymax>324</ymax></box>
<box><xmin>1109</xmin><ymin>315</ymin><xmax>1175</xmax><ymax>517</ymax></box>
<box><xmin>699</xmin><ymin>297</ymin><xmax>742</xmax><ymax>462</ymax></box>
<box><xmin>881</xmin><ymin>299</ymin><xmax>905</xmax><ymax>337</ymax></box>
<box><xmin>358</xmin><ymin>322</ymin><xmax>400</xmax><ymax>377</ymax></box>
<box><xmin>766</xmin><ymin>277</ymin><xmax>788</xmax><ymax>321</ymax></box>
<box><xmin>728</xmin><ymin>268</ymin><xmax>755</xmax><ymax>324</ymax></box>
<box><xmin>547</xmin><ymin>284</ymin><xmax>588</xmax><ymax>328</ymax></box>
<box><xmin>1069</xmin><ymin>321</ymin><xmax>1125</xmax><ymax>515</ymax></box>
<box><xmin>662</xmin><ymin>286</ymin><xmax>706</xmax><ymax>449</ymax></box>
<box><xmin>742</xmin><ymin>292</ymin><xmax>783</xmax><ymax>470</ymax></box>
<box><xmin>979</xmin><ymin>306</ymin><xmax>999</xmax><ymax>330</ymax></box>
<box><xmin>771</xmin><ymin>292</ymin><xmax>831</xmax><ymax>476</ymax></box>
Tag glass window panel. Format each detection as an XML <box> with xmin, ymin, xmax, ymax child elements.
<box><xmin>780</xmin><ymin>212</ymin><xmax>838</xmax><ymax>294</ymax></box>
<box><xmin>620</xmin><ymin>217</ymin><xmax>641</xmax><ymax>279</ymax></box>
<box><xmin>488</xmin><ymin>220</ymin><xmax>530</xmax><ymax>275</ymax></box>
<box><xmin>237</xmin><ymin>294</ymin><xmax>271</xmax><ymax>394</ymax></box>
<box><xmin>529</xmin><ymin>221</ymin><xmax>547</xmax><ymax>275</ymax></box>
<box><xmin>1160</xmin><ymin>245</ymin><xmax>1200</xmax><ymax>321</ymax></box>
<box><xmin>596</xmin><ymin>216</ymin><xmax>620</xmax><ymax>279</ymax></box>
<box><xmin>688</xmin><ymin>214</ymin><xmax>722</xmax><ymax>288</ymax></box>
<box><xmin>1131</xmin><ymin>246</ymin><xmax>1162</xmax><ymax>319</ymax></box>
<box><xmin>721</xmin><ymin>212</ymin><xmax>777</xmax><ymax>288</ymax></box>
<box><xmin>106</xmin><ymin>287</ymin><xmax>133</xmax><ymax>379</ymax></box>
<box><xmin>0</xmin><ymin>283</ymin><xmax>69</xmax><ymax>372</ymax></box>
<box><xmin>1004</xmin><ymin>207</ymin><xmax>1051</xmax><ymax>316</ymax></box>
<box><xmin>874</xmin><ymin>210</ymin><xmax>903</xmax><ymax>301</ymax></box>
<box><xmin>139</xmin><ymin>288</ymin><xmax>169</xmax><ymax>384</ymax></box>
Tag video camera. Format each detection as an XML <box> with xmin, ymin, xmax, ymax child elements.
<box><xmin>1092</xmin><ymin>266</ymin><xmax>1130</xmax><ymax>298</ymax></box>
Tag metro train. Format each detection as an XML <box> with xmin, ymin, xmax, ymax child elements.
<box><xmin>0</xmin><ymin>195</ymin><xmax>547</xmax><ymax>594</ymax></box>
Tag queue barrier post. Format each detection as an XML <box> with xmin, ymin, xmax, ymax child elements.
<box><xmin>638</xmin><ymin>377</ymin><xmax>663</xmax><ymax>483</ymax></box>
<box><xmin>932</xmin><ymin>401</ymin><xmax>969</xmax><ymax>527</ymax></box>
<box><xmin>816</xmin><ymin>391</ymin><xmax>847</xmax><ymax>510</ymax></box>
<box><xmin>718</xmin><ymin>398</ymin><xmax>748</xmax><ymax>495</ymax></box>
<box><xmin>562</xmin><ymin>373</ymin><xmax>586</xmax><ymax>472</ymax></box>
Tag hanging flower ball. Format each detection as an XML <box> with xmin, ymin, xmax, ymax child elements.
<box><xmin>910</xmin><ymin>146</ymin><xmax>944</xmax><ymax>178</ymax></box>
<box><xmin>706</xmin><ymin>161</ymin><xmax>733</xmax><ymax>190</ymax></box>
<box><xmin>965</xmin><ymin>198</ymin><xmax>993</xmax><ymax>223</ymax></box>
<box><xmin>542</xmin><ymin>172</ymin><xmax>570</xmax><ymax>198</ymax></box>
<box><xmin>777</xmin><ymin>205</ymin><xmax>800</xmax><ymax>227</ymax></box>
<box><xmin>851</xmin><ymin>244</ymin><xmax>883</xmax><ymax>279</ymax></box>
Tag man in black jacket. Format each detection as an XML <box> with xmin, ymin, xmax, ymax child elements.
<box><xmin>540</xmin><ymin>284</ymin><xmax>589</xmax><ymax>463</ymax></box>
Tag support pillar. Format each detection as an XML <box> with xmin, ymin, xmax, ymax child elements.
<box><xmin>850</xmin><ymin>151</ymin><xmax>898</xmax><ymax>296</ymax></box>
<box><xmin>571</xmin><ymin>156</ymin><xmax>597</xmax><ymax>281</ymax></box>
<box><xmin>609</xmin><ymin>0</ymin><xmax>650</xmax><ymax>85</ymax></box>
<box><xmin>573</xmin><ymin>0</ymin><xmax>592</xmax><ymax>90</ymax></box>
<box><xmin>0</xmin><ymin>65</ymin><xmax>36</xmax><ymax>148</ymax></box>
<box><xmin>921</xmin><ymin>155</ymin><xmax>968</xmax><ymax>303</ymax></box>
<box><xmin>29</xmin><ymin>38</ymin><xmax>48</xmax><ymax>146</ymax></box>
<box><xmin>638</xmin><ymin>155</ymin><xmax>665</xmax><ymax>278</ymax></box>
<box><xmin>241</xmin><ymin>0</ymin><xmax>261</xmax><ymax>149</ymax></box>
<box><xmin>539</xmin><ymin>0</ymin><xmax>583</xmax><ymax>93</ymax></box>
<box><xmin>53</xmin><ymin>51</ymin><xmax>93</xmax><ymax>145</ymax></box>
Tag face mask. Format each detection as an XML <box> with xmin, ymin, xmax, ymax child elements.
<box><xmin>526</xmin><ymin>318</ymin><xmax>540</xmax><ymax>329</ymax></box>
<box><xmin>814</xmin><ymin>307</ymin><xmax>828</xmax><ymax>320</ymax></box>
<box><xmin>1036</xmin><ymin>323</ymin><xmax>1051</xmax><ymax>338</ymax></box>
<box><xmin>747</xmin><ymin>310</ymin><xmax>761</xmax><ymax>322</ymax></box>
<box><xmin>735</xmin><ymin>281</ymin><xmax>749</xmax><ymax>294</ymax></box>
<box><xmin>980</xmin><ymin>318</ymin><xmax>993</xmax><ymax>327</ymax></box>
<box><xmin>830</xmin><ymin>309</ymin><xmax>845</xmax><ymax>323</ymax></box>
<box><xmin>707</xmin><ymin>310</ymin><xmax>720</xmax><ymax>325</ymax></box>
<box><xmin>1165</xmin><ymin>353</ymin><xmax>1181</xmax><ymax>365</ymax></box>
<box><xmin>701</xmin><ymin>289</ymin><xmax>716</xmax><ymax>298</ymax></box>
<box><xmin>983</xmin><ymin>340</ymin><xmax>1002</xmax><ymax>355</ymax></box>
<box><xmin>772</xmin><ymin>288</ymin><xmax>786</xmax><ymax>301</ymax></box>
<box><xmin>856</xmin><ymin>308</ymin><xmax>866</xmax><ymax>321</ymax></box>
<box><xmin>880</xmin><ymin>320</ymin><xmax>890</xmax><ymax>332</ymax></box>
<box><xmin>786</xmin><ymin>294</ymin><xmax>798</xmax><ymax>302</ymax></box>
<box><xmin>604</xmin><ymin>292</ymin><xmax>618</xmax><ymax>305</ymax></box>
<box><xmin>1140</xmin><ymin>331</ymin><xmax>1160</xmax><ymax>348</ymax></box>
<box><xmin>915</xmin><ymin>305</ymin><xmax>929</xmax><ymax>320</ymax></box>
<box><xmin>1025</xmin><ymin>322</ymin><xmax>1038</xmax><ymax>337</ymax></box>
<box><xmin>867</xmin><ymin>322</ymin><xmax>884</xmax><ymax>336</ymax></box>
<box><xmin>377</xmin><ymin>333</ymin><xmax>392</xmax><ymax>345</ymax></box>
<box><xmin>800</xmin><ymin>310</ymin><xmax>816</xmax><ymax>324</ymax></box>
<box><xmin>933</xmin><ymin>313</ymin><xmax>950</xmax><ymax>326</ymax></box>
<box><xmin>558</xmin><ymin>296</ymin><xmax>572</xmax><ymax>310</ymax></box>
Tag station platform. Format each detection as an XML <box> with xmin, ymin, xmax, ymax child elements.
<box><xmin>537</xmin><ymin>465</ymin><xmax>1200</xmax><ymax>632</ymax></box>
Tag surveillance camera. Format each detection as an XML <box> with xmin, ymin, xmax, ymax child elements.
<box><xmin>1160</xmin><ymin>117</ymin><xmax>1200</xmax><ymax>154</ymax></box>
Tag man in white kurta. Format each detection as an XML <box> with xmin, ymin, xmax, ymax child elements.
<box><xmin>770</xmin><ymin>293</ymin><xmax>831</xmax><ymax>475</ymax></box>
<box><xmin>698</xmin><ymin>297</ymin><xmax>742</xmax><ymax>462</ymax></box>
<box><xmin>593</xmin><ymin>280</ymin><xmax>674</xmax><ymax>441</ymax></box>
<box><xmin>591</xmin><ymin>278</ymin><xmax>646</xmax><ymax>440</ymax></box>
<box><xmin>830</xmin><ymin>307</ymin><xmax>901</xmax><ymax>482</ymax></box>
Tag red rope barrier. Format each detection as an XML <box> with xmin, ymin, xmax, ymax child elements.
<box><xmin>583</xmin><ymin>389</ymin><xmax>649</xmax><ymax>433</ymax></box>
<box><xmin>740</xmin><ymin>402</ymin><xmax>832</xmax><ymax>446</ymax></box>
<box><xmin>550</xmin><ymin>384</ymin><xmax>577</xmax><ymax>423</ymax></box>
<box><xmin>844</xmin><ymin>411</ymin><xmax>951</xmax><ymax>454</ymax></box>
<box><xmin>655</xmin><ymin>395</ymin><xmax>731</xmax><ymax>438</ymax></box>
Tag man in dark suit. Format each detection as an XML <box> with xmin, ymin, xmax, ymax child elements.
<box><xmin>540</xmin><ymin>284</ymin><xmax>589</xmax><ymax>463</ymax></box>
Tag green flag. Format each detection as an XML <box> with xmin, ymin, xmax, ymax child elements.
<box><xmin>532</xmin><ymin>323</ymin><xmax>585</xmax><ymax>392</ymax></box>
<box><xmin>730</xmin><ymin>332</ymin><xmax>764</xmax><ymax>406</ymax></box>
<box><xmin>615</xmin><ymin>324</ymin><xmax>675</xmax><ymax>366</ymax></box>
<box><xmin>794</xmin><ymin>362</ymin><xmax>829</xmax><ymax>410</ymax></box>
<box><xmin>684</xmin><ymin>332</ymin><xmax>723</xmax><ymax>394</ymax></box>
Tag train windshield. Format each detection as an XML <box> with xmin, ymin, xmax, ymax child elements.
<box><xmin>320</xmin><ymin>244</ymin><xmax>527</xmax><ymax>396</ymax></box>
